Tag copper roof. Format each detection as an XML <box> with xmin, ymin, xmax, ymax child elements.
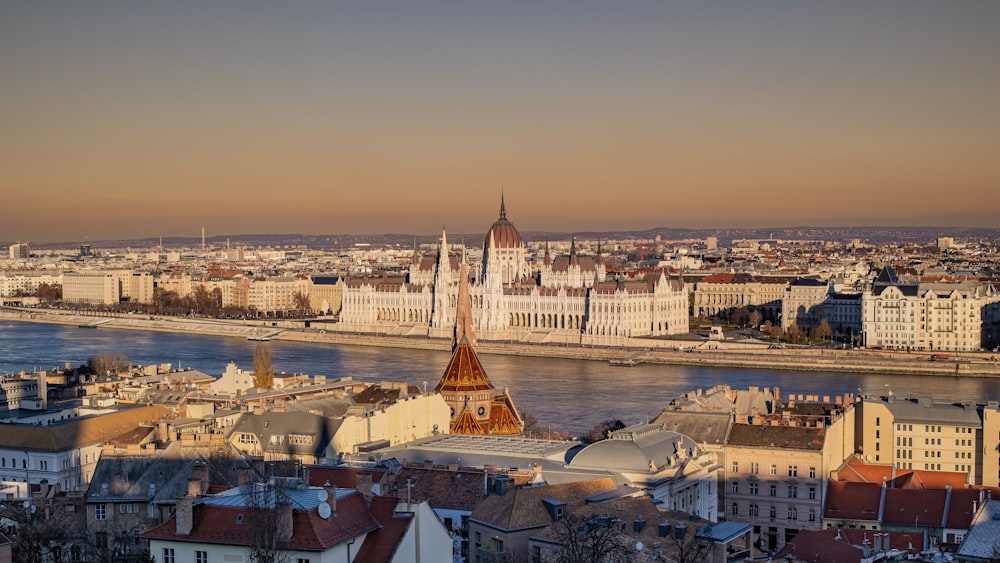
<box><xmin>484</xmin><ymin>195</ymin><xmax>522</xmax><ymax>249</ymax></box>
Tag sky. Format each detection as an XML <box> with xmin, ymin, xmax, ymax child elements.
<box><xmin>2</xmin><ymin>1</ymin><xmax>999</xmax><ymax>243</ymax></box>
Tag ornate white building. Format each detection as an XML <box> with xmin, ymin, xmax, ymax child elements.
<box><xmin>862</xmin><ymin>266</ymin><xmax>998</xmax><ymax>351</ymax></box>
<box><xmin>338</xmin><ymin>197</ymin><xmax>689</xmax><ymax>345</ymax></box>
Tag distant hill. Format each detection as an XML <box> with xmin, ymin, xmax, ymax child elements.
<box><xmin>20</xmin><ymin>226</ymin><xmax>1000</xmax><ymax>251</ymax></box>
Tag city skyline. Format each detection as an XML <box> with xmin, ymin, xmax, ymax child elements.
<box><xmin>2</xmin><ymin>2</ymin><xmax>999</xmax><ymax>243</ymax></box>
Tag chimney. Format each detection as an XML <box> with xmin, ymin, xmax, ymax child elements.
<box><xmin>175</xmin><ymin>497</ymin><xmax>194</xmax><ymax>535</ymax></box>
<box><xmin>276</xmin><ymin>500</ymin><xmax>293</xmax><ymax>543</ymax></box>
<box><xmin>237</xmin><ymin>466</ymin><xmax>253</xmax><ymax>486</ymax></box>
<box><xmin>187</xmin><ymin>478</ymin><xmax>202</xmax><ymax>498</ymax></box>
<box><xmin>324</xmin><ymin>481</ymin><xmax>337</xmax><ymax>515</ymax></box>
<box><xmin>658</xmin><ymin>522</ymin><xmax>671</xmax><ymax>537</ymax></box>
<box><xmin>633</xmin><ymin>517</ymin><xmax>646</xmax><ymax>534</ymax></box>
<box><xmin>192</xmin><ymin>462</ymin><xmax>209</xmax><ymax>493</ymax></box>
<box><xmin>356</xmin><ymin>472</ymin><xmax>373</xmax><ymax>505</ymax></box>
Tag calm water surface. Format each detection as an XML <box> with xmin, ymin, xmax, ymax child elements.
<box><xmin>2</xmin><ymin>321</ymin><xmax>998</xmax><ymax>435</ymax></box>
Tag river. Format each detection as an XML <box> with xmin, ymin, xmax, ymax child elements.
<box><xmin>2</xmin><ymin>320</ymin><xmax>998</xmax><ymax>435</ymax></box>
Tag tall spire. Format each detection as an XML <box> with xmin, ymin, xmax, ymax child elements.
<box><xmin>454</xmin><ymin>259</ymin><xmax>476</xmax><ymax>348</ymax></box>
<box><xmin>499</xmin><ymin>191</ymin><xmax>507</xmax><ymax>220</ymax></box>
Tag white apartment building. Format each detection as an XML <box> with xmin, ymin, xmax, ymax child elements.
<box><xmin>0</xmin><ymin>271</ymin><xmax>62</xmax><ymax>297</ymax></box>
<box><xmin>62</xmin><ymin>272</ymin><xmax>119</xmax><ymax>305</ymax></box>
<box><xmin>862</xmin><ymin>267</ymin><xmax>989</xmax><ymax>351</ymax></box>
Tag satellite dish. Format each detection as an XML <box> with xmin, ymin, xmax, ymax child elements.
<box><xmin>318</xmin><ymin>502</ymin><xmax>332</xmax><ymax>519</ymax></box>
<box><xmin>636</xmin><ymin>541</ymin><xmax>644</xmax><ymax>552</ymax></box>
<box><xmin>22</xmin><ymin>500</ymin><xmax>30</xmax><ymax>509</ymax></box>
<box><xmin>865</xmin><ymin>455</ymin><xmax>872</xmax><ymax>462</ymax></box>
<box><xmin>317</xmin><ymin>489</ymin><xmax>329</xmax><ymax>502</ymax></box>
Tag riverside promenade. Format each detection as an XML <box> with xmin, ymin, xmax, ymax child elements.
<box><xmin>4</xmin><ymin>307</ymin><xmax>1000</xmax><ymax>378</ymax></box>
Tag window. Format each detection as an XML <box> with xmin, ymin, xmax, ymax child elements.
<box><xmin>95</xmin><ymin>503</ymin><xmax>106</xmax><ymax>520</ymax></box>
<box><xmin>769</xmin><ymin>484</ymin><xmax>777</xmax><ymax>497</ymax></box>
<box><xmin>809</xmin><ymin>510</ymin><xmax>816</xmax><ymax>522</ymax></box>
<box><xmin>788</xmin><ymin>485</ymin><xmax>798</xmax><ymax>498</ymax></box>
<box><xmin>731</xmin><ymin>503</ymin><xmax>739</xmax><ymax>516</ymax></box>
<box><xmin>749</xmin><ymin>482</ymin><xmax>759</xmax><ymax>495</ymax></box>
<box><xmin>731</xmin><ymin>481</ymin><xmax>739</xmax><ymax>494</ymax></box>
<box><xmin>490</xmin><ymin>537</ymin><xmax>505</xmax><ymax>554</ymax></box>
<box><xmin>788</xmin><ymin>465</ymin><xmax>798</xmax><ymax>477</ymax></box>
<box><xmin>195</xmin><ymin>551</ymin><xmax>207</xmax><ymax>563</ymax></box>
<box><xmin>809</xmin><ymin>487</ymin><xmax>816</xmax><ymax>500</ymax></box>
<box><xmin>876</xmin><ymin>417</ymin><xmax>880</xmax><ymax>426</ymax></box>
<box><xmin>770</xmin><ymin>464</ymin><xmax>777</xmax><ymax>476</ymax></box>
<box><xmin>732</xmin><ymin>461</ymin><xmax>739</xmax><ymax>473</ymax></box>
<box><xmin>769</xmin><ymin>506</ymin><xmax>777</xmax><ymax>519</ymax></box>
<box><xmin>749</xmin><ymin>504</ymin><xmax>759</xmax><ymax>517</ymax></box>
<box><xmin>787</xmin><ymin>507</ymin><xmax>797</xmax><ymax>520</ymax></box>
<box><xmin>750</xmin><ymin>462</ymin><xmax>759</xmax><ymax>474</ymax></box>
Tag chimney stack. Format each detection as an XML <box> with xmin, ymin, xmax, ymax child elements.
<box><xmin>276</xmin><ymin>500</ymin><xmax>293</xmax><ymax>543</ymax></box>
<box><xmin>324</xmin><ymin>481</ymin><xmax>337</xmax><ymax>515</ymax></box>
<box><xmin>356</xmin><ymin>472</ymin><xmax>373</xmax><ymax>505</ymax></box>
<box><xmin>175</xmin><ymin>496</ymin><xmax>194</xmax><ymax>535</ymax></box>
<box><xmin>187</xmin><ymin>478</ymin><xmax>202</xmax><ymax>498</ymax></box>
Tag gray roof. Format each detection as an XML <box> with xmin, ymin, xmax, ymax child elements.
<box><xmin>568</xmin><ymin>423</ymin><xmax>700</xmax><ymax>473</ymax></box>
<box><xmin>204</xmin><ymin>480</ymin><xmax>355</xmax><ymax>510</ymax></box>
<box><xmin>649</xmin><ymin>411</ymin><xmax>731</xmax><ymax>446</ymax></box>
<box><xmin>956</xmin><ymin>500</ymin><xmax>1000</xmax><ymax>560</ymax></box>
<box><xmin>874</xmin><ymin>397</ymin><xmax>983</xmax><ymax>426</ymax></box>
<box><xmin>228</xmin><ymin>411</ymin><xmax>344</xmax><ymax>457</ymax></box>
<box><xmin>87</xmin><ymin>441</ymin><xmax>250</xmax><ymax>504</ymax></box>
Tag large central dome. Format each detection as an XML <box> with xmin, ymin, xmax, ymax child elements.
<box><xmin>484</xmin><ymin>195</ymin><xmax>523</xmax><ymax>249</ymax></box>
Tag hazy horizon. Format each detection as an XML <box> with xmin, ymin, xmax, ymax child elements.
<box><xmin>3</xmin><ymin>2</ymin><xmax>999</xmax><ymax>243</ymax></box>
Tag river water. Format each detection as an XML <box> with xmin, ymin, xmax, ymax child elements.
<box><xmin>2</xmin><ymin>321</ymin><xmax>998</xmax><ymax>435</ymax></box>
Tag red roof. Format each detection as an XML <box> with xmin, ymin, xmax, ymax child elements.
<box><xmin>353</xmin><ymin>496</ymin><xmax>413</xmax><ymax>563</ymax></box>
<box><xmin>142</xmin><ymin>492</ymin><xmax>379</xmax><ymax>551</ymax></box>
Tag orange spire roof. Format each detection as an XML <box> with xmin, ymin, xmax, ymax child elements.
<box><xmin>435</xmin><ymin>341</ymin><xmax>495</xmax><ymax>393</ymax></box>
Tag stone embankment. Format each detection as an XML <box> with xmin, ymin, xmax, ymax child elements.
<box><xmin>3</xmin><ymin>308</ymin><xmax>999</xmax><ymax>377</ymax></box>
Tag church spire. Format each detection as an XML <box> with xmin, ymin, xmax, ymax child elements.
<box><xmin>454</xmin><ymin>258</ymin><xmax>476</xmax><ymax>348</ymax></box>
<box><xmin>499</xmin><ymin>191</ymin><xmax>507</xmax><ymax>220</ymax></box>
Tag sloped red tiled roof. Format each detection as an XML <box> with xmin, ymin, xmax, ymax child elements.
<box><xmin>353</xmin><ymin>496</ymin><xmax>412</xmax><ymax>563</ymax></box>
<box><xmin>142</xmin><ymin>493</ymin><xmax>380</xmax><ymax>551</ymax></box>
<box><xmin>824</xmin><ymin>481</ymin><xmax>882</xmax><ymax>521</ymax></box>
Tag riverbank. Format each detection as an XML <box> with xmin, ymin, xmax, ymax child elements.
<box><xmin>4</xmin><ymin>307</ymin><xmax>999</xmax><ymax>378</ymax></box>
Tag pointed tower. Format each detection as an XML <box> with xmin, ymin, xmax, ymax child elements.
<box><xmin>436</xmin><ymin>260</ymin><xmax>522</xmax><ymax>436</ymax></box>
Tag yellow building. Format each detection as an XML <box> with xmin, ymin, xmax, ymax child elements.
<box><xmin>856</xmin><ymin>395</ymin><xmax>998</xmax><ymax>486</ymax></box>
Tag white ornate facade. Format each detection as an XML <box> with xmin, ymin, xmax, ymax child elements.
<box><xmin>862</xmin><ymin>266</ymin><xmax>994</xmax><ymax>351</ymax></box>
<box><xmin>337</xmin><ymin>197</ymin><xmax>690</xmax><ymax>344</ymax></box>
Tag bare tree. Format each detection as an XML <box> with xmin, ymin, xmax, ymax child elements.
<box><xmin>292</xmin><ymin>291</ymin><xmax>311</xmax><ymax>318</ymax></box>
<box><xmin>749</xmin><ymin>310</ymin><xmax>763</xmax><ymax>330</ymax></box>
<box><xmin>88</xmin><ymin>352</ymin><xmax>131</xmax><ymax>377</ymax></box>
<box><xmin>253</xmin><ymin>343</ymin><xmax>274</xmax><ymax>390</ymax></box>
<box><xmin>244</xmin><ymin>482</ymin><xmax>293</xmax><ymax>563</ymax></box>
<box><xmin>546</xmin><ymin>513</ymin><xmax>636</xmax><ymax>563</ymax></box>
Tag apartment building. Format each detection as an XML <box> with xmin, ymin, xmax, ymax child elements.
<box><xmin>856</xmin><ymin>395</ymin><xmax>1000</xmax><ymax>487</ymax></box>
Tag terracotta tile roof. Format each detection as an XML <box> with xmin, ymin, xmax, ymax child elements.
<box><xmin>142</xmin><ymin>491</ymin><xmax>379</xmax><ymax>551</ymax></box>
<box><xmin>824</xmin><ymin>481</ymin><xmax>882</xmax><ymax>521</ymax></box>
<box><xmin>353</xmin><ymin>496</ymin><xmax>412</xmax><ymax>563</ymax></box>
<box><xmin>470</xmin><ymin>478</ymin><xmax>617</xmax><ymax>531</ymax></box>
<box><xmin>386</xmin><ymin>466</ymin><xmax>489</xmax><ymax>511</ymax></box>
<box><xmin>881</xmin><ymin>487</ymin><xmax>947</xmax><ymax>528</ymax></box>
<box><xmin>836</xmin><ymin>456</ymin><xmax>969</xmax><ymax>489</ymax></box>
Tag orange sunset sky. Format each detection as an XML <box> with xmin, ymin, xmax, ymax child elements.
<box><xmin>2</xmin><ymin>2</ymin><xmax>999</xmax><ymax>243</ymax></box>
